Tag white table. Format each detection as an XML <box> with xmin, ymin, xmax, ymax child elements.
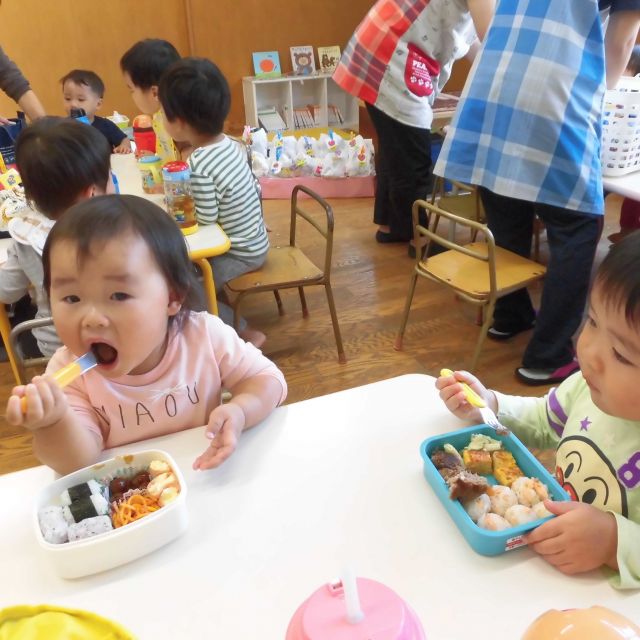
<box><xmin>0</xmin><ymin>374</ymin><xmax>636</xmax><ymax>639</ymax></box>
<box><xmin>603</xmin><ymin>171</ymin><xmax>640</xmax><ymax>201</ymax></box>
<box><xmin>110</xmin><ymin>154</ymin><xmax>230</xmax><ymax>261</ymax></box>
<box><xmin>110</xmin><ymin>154</ymin><xmax>229</xmax><ymax>314</ymax></box>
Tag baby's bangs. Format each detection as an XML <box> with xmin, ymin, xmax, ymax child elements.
<box><xmin>595</xmin><ymin>268</ymin><xmax>640</xmax><ymax>329</ymax></box>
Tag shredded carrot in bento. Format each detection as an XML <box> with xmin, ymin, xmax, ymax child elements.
<box><xmin>111</xmin><ymin>493</ymin><xmax>161</xmax><ymax>528</ymax></box>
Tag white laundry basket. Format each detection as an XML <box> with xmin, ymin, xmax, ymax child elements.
<box><xmin>602</xmin><ymin>76</ymin><xmax>640</xmax><ymax>177</ymax></box>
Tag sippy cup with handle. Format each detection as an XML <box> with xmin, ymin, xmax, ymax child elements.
<box><xmin>137</xmin><ymin>155</ymin><xmax>163</xmax><ymax>194</ymax></box>
<box><xmin>286</xmin><ymin>573</ymin><xmax>426</xmax><ymax>640</ymax></box>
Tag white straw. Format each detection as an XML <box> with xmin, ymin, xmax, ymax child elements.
<box><xmin>342</xmin><ymin>566</ymin><xmax>364</xmax><ymax>624</ymax></box>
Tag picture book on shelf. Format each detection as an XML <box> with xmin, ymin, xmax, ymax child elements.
<box><xmin>257</xmin><ymin>106</ymin><xmax>287</xmax><ymax>132</ymax></box>
<box><xmin>317</xmin><ymin>46</ymin><xmax>341</xmax><ymax>73</ymax></box>
<box><xmin>290</xmin><ymin>46</ymin><xmax>316</xmax><ymax>76</ymax></box>
<box><xmin>252</xmin><ymin>51</ymin><xmax>281</xmax><ymax>77</ymax></box>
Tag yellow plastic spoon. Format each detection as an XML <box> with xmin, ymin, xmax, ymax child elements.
<box><xmin>440</xmin><ymin>368</ymin><xmax>510</xmax><ymax>435</ymax></box>
<box><xmin>20</xmin><ymin>351</ymin><xmax>98</xmax><ymax>413</ymax></box>
<box><xmin>440</xmin><ymin>368</ymin><xmax>486</xmax><ymax>407</ymax></box>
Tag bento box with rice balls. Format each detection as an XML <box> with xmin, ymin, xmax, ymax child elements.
<box><xmin>34</xmin><ymin>449</ymin><xmax>188</xmax><ymax>578</ymax></box>
<box><xmin>421</xmin><ymin>425</ymin><xmax>570</xmax><ymax>556</ymax></box>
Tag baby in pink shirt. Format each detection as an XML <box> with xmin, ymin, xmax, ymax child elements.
<box><xmin>6</xmin><ymin>195</ymin><xmax>287</xmax><ymax>475</ymax></box>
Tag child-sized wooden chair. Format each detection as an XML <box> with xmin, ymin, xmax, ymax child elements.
<box><xmin>431</xmin><ymin>177</ymin><xmax>485</xmax><ymax>242</ymax></box>
<box><xmin>225</xmin><ymin>185</ymin><xmax>346</xmax><ymax>364</ymax></box>
<box><xmin>394</xmin><ymin>200</ymin><xmax>546</xmax><ymax>371</ymax></box>
<box><xmin>6</xmin><ymin>316</ymin><xmax>52</xmax><ymax>385</ymax></box>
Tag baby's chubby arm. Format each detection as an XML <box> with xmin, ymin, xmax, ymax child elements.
<box><xmin>193</xmin><ymin>375</ymin><xmax>284</xmax><ymax>471</ymax></box>
<box><xmin>113</xmin><ymin>137</ymin><xmax>132</xmax><ymax>154</ymax></box>
<box><xmin>524</xmin><ymin>500</ymin><xmax>618</xmax><ymax>575</ymax></box>
<box><xmin>435</xmin><ymin>370</ymin><xmax>498</xmax><ymax>422</ymax></box>
<box><xmin>6</xmin><ymin>375</ymin><xmax>102</xmax><ymax>474</ymax></box>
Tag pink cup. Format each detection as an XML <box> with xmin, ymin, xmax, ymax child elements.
<box><xmin>286</xmin><ymin>577</ymin><xmax>425</xmax><ymax>640</ymax></box>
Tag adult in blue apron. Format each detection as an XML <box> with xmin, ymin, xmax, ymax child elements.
<box><xmin>435</xmin><ymin>0</ymin><xmax>616</xmax><ymax>385</ymax></box>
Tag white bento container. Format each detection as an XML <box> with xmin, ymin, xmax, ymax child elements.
<box><xmin>34</xmin><ymin>449</ymin><xmax>188</xmax><ymax>579</ymax></box>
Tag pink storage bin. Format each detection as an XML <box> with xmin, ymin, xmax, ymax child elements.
<box><xmin>259</xmin><ymin>176</ymin><xmax>375</xmax><ymax>199</ymax></box>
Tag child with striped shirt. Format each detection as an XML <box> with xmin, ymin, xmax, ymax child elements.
<box><xmin>158</xmin><ymin>57</ymin><xmax>269</xmax><ymax>347</ymax></box>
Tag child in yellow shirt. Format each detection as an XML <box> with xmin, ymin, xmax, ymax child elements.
<box><xmin>120</xmin><ymin>38</ymin><xmax>182</xmax><ymax>163</ymax></box>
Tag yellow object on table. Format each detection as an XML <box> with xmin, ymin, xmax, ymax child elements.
<box><xmin>0</xmin><ymin>604</ymin><xmax>134</xmax><ymax>639</ymax></box>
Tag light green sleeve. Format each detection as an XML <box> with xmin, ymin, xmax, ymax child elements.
<box><xmin>492</xmin><ymin>373</ymin><xmax>585</xmax><ymax>449</ymax></box>
<box><xmin>493</xmin><ymin>391</ymin><xmax>560</xmax><ymax>449</ymax></box>
<box><xmin>609</xmin><ymin>513</ymin><xmax>640</xmax><ymax>589</ymax></box>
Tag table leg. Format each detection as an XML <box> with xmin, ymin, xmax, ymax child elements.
<box><xmin>193</xmin><ymin>258</ymin><xmax>218</xmax><ymax>316</ymax></box>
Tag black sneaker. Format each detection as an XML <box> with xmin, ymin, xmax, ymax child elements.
<box><xmin>487</xmin><ymin>320</ymin><xmax>535</xmax><ymax>341</ymax></box>
<box><xmin>515</xmin><ymin>360</ymin><xmax>580</xmax><ymax>386</ymax></box>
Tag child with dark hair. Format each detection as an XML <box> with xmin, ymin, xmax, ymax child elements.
<box><xmin>0</xmin><ymin>117</ymin><xmax>113</xmax><ymax>357</ymax></box>
<box><xmin>437</xmin><ymin>232</ymin><xmax>640</xmax><ymax>589</ymax></box>
<box><xmin>61</xmin><ymin>69</ymin><xmax>131</xmax><ymax>153</ymax></box>
<box><xmin>6</xmin><ymin>194</ymin><xmax>287</xmax><ymax>475</ymax></box>
<box><xmin>120</xmin><ymin>38</ymin><xmax>181</xmax><ymax>162</ymax></box>
<box><xmin>159</xmin><ymin>57</ymin><xmax>269</xmax><ymax>347</ymax></box>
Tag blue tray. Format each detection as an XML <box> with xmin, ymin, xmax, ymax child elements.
<box><xmin>420</xmin><ymin>425</ymin><xmax>570</xmax><ymax>556</ymax></box>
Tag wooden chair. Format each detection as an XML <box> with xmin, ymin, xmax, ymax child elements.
<box><xmin>394</xmin><ymin>200</ymin><xmax>546</xmax><ymax>371</ymax></box>
<box><xmin>0</xmin><ymin>304</ymin><xmax>22</xmax><ymax>384</ymax></box>
<box><xmin>431</xmin><ymin>176</ymin><xmax>484</xmax><ymax>242</ymax></box>
<box><xmin>433</xmin><ymin>177</ymin><xmax>546</xmax><ymax>260</ymax></box>
<box><xmin>6</xmin><ymin>316</ymin><xmax>52</xmax><ymax>385</ymax></box>
<box><xmin>225</xmin><ymin>184</ymin><xmax>346</xmax><ymax>364</ymax></box>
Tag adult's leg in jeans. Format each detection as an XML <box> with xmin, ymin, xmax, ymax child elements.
<box><xmin>365</xmin><ymin>103</ymin><xmax>393</xmax><ymax>230</ymax></box>
<box><xmin>479</xmin><ymin>188</ymin><xmax>536</xmax><ymax>331</ymax></box>
<box><xmin>522</xmin><ymin>205</ymin><xmax>600</xmax><ymax>369</ymax></box>
<box><xmin>365</xmin><ymin>104</ymin><xmax>431</xmax><ymax>240</ymax></box>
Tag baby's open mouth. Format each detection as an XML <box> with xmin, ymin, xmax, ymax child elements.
<box><xmin>91</xmin><ymin>342</ymin><xmax>118</xmax><ymax>365</ymax></box>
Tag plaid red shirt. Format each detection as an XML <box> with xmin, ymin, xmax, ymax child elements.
<box><xmin>333</xmin><ymin>0</ymin><xmax>430</xmax><ymax>105</ymax></box>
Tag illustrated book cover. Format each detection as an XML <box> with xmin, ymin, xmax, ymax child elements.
<box><xmin>290</xmin><ymin>46</ymin><xmax>316</xmax><ymax>75</ymax></box>
<box><xmin>317</xmin><ymin>46</ymin><xmax>341</xmax><ymax>73</ymax></box>
<box><xmin>252</xmin><ymin>51</ymin><xmax>281</xmax><ymax>77</ymax></box>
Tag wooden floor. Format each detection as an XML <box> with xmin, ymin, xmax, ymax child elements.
<box><xmin>0</xmin><ymin>194</ymin><xmax>623</xmax><ymax>474</ymax></box>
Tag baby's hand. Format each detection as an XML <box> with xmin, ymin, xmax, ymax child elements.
<box><xmin>114</xmin><ymin>138</ymin><xmax>132</xmax><ymax>154</ymax></box>
<box><xmin>6</xmin><ymin>375</ymin><xmax>69</xmax><ymax>430</ymax></box>
<box><xmin>524</xmin><ymin>500</ymin><xmax>618</xmax><ymax>574</ymax></box>
<box><xmin>193</xmin><ymin>403</ymin><xmax>246</xmax><ymax>471</ymax></box>
<box><xmin>135</xmin><ymin>148</ymin><xmax>154</xmax><ymax>159</ymax></box>
<box><xmin>435</xmin><ymin>369</ymin><xmax>495</xmax><ymax>422</ymax></box>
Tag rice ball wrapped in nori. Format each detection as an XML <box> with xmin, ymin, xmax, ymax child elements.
<box><xmin>38</xmin><ymin>505</ymin><xmax>69</xmax><ymax>544</ymax></box>
<box><xmin>59</xmin><ymin>479</ymin><xmax>104</xmax><ymax>506</ymax></box>
<box><xmin>68</xmin><ymin>515</ymin><xmax>113</xmax><ymax>541</ymax></box>
<box><xmin>487</xmin><ymin>485</ymin><xmax>517</xmax><ymax>516</ymax></box>
<box><xmin>463</xmin><ymin>493</ymin><xmax>491</xmax><ymax>523</ymax></box>
<box><xmin>504</xmin><ymin>504</ymin><xmax>537</xmax><ymax>526</ymax></box>
<box><xmin>477</xmin><ymin>512</ymin><xmax>510</xmax><ymax>531</ymax></box>
<box><xmin>511</xmin><ymin>476</ymin><xmax>550</xmax><ymax>507</ymax></box>
<box><xmin>62</xmin><ymin>494</ymin><xmax>109</xmax><ymax>524</ymax></box>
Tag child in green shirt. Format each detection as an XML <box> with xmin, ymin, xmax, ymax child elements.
<box><xmin>438</xmin><ymin>232</ymin><xmax>640</xmax><ymax>589</ymax></box>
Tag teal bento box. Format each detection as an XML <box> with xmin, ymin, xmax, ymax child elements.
<box><xmin>420</xmin><ymin>425</ymin><xmax>570</xmax><ymax>556</ymax></box>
